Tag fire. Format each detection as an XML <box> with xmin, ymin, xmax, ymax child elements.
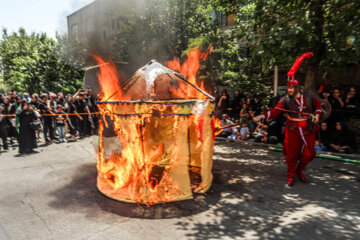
<box><xmin>92</xmin><ymin>54</ymin><xmax>123</xmax><ymax>101</ymax></box>
<box><xmin>213</xmin><ymin>118</ymin><xmax>223</xmax><ymax>136</ymax></box>
<box><xmin>166</xmin><ymin>47</ymin><xmax>213</xmax><ymax>99</ymax></box>
<box><xmin>93</xmin><ymin>49</ymin><xmax>215</xmax><ymax>205</ymax></box>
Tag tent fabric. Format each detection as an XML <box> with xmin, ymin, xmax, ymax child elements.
<box><xmin>96</xmin><ymin>61</ymin><xmax>215</xmax><ymax>204</ymax></box>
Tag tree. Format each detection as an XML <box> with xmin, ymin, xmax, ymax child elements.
<box><xmin>0</xmin><ymin>28</ymin><xmax>84</xmax><ymax>94</ymax></box>
<box><xmin>236</xmin><ymin>0</ymin><xmax>360</xmax><ymax>90</ymax></box>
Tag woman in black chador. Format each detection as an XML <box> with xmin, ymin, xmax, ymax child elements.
<box><xmin>17</xmin><ymin>101</ymin><xmax>38</xmax><ymax>154</ymax></box>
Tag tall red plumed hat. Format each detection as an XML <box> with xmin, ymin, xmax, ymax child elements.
<box><xmin>287</xmin><ymin>52</ymin><xmax>313</xmax><ymax>87</ymax></box>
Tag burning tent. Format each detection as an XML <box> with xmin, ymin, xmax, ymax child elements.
<box><xmin>95</xmin><ymin>55</ymin><xmax>215</xmax><ymax>205</ymax></box>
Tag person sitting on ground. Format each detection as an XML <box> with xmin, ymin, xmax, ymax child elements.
<box><xmin>328</xmin><ymin>121</ymin><xmax>353</xmax><ymax>154</ymax></box>
<box><xmin>219</xmin><ymin>113</ymin><xmax>236</xmax><ymax>138</ymax></box>
<box><xmin>315</xmin><ymin>121</ymin><xmax>331</xmax><ymax>151</ymax></box>
<box><xmin>253</xmin><ymin>122</ymin><xmax>268</xmax><ymax>143</ymax></box>
<box><xmin>237</xmin><ymin>122</ymin><xmax>250</xmax><ymax>141</ymax></box>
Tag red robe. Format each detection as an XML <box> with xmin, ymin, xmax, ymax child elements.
<box><xmin>264</xmin><ymin>91</ymin><xmax>322</xmax><ymax>180</ymax></box>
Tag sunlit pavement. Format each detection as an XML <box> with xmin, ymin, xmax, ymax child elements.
<box><xmin>0</xmin><ymin>137</ymin><xmax>359</xmax><ymax>240</ymax></box>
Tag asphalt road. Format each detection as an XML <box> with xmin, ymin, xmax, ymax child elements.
<box><xmin>0</xmin><ymin>137</ymin><xmax>359</xmax><ymax>240</ymax></box>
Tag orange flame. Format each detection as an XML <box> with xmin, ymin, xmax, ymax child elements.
<box><xmin>166</xmin><ymin>47</ymin><xmax>213</xmax><ymax>98</ymax></box>
<box><xmin>213</xmin><ymin>118</ymin><xmax>223</xmax><ymax>136</ymax></box>
<box><xmin>92</xmin><ymin>54</ymin><xmax>123</xmax><ymax>101</ymax></box>
<box><xmin>94</xmin><ymin>52</ymin><xmax>215</xmax><ymax>205</ymax></box>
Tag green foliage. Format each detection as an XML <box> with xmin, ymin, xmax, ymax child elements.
<box><xmin>0</xmin><ymin>28</ymin><xmax>83</xmax><ymax>94</ymax></box>
<box><xmin>236</xmin><ymin>0</ymin><xmax>360</xmax><ymax>89</ymax></box>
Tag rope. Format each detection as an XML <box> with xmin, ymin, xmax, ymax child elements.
<box><xmin>0</xmin><ymin>112</ymin><xmax>100</xmax><ymax>117</ymax></box>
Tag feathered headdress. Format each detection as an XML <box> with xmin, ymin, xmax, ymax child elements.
<box><xmin>287</xmin><ymin>52</ymin><xmax>313</xmax><ymax>87</ymax></box>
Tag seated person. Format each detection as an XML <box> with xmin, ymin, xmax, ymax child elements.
<box><xmin>220</xmin><ymin>114</ymin><xmax>236</xmax><ymax>138</ymax></box>
<box><xmin>328</xmin><ymin>121</ymin><xmax>353</xmax><ymax>154</ymax></box>
<box><xmin>254</xmin><ymin>122</ymin><xmax>268</xmax><ymax>143</ymax></box>
<box><xmin>315</xmin><ymin>121</ymin><xmax>331</xmax><ymax>151</ymax></box>
<box><xmin>237</xmin><ymin>122</ymin><xmax>250</xmax><ymax>141</ymax></box>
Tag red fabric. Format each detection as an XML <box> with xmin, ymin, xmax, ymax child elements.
<box><xmin>264</xmin><ymin>101</ymin><xmax>285</xmax><ymax>121</ymax></box>
<box><xmin>287</xmin><ymin>79</ymin><xmax>299</xmax><ymax>87</ymax></box>
<box><xmin>287</xmin><ymin>52</ymin><xmax>314</xmax><ymax>78</ymax></box>
<box><xmin>283</xmin><ymin>122</ymin><xmax>316</xmax><ymax>180</ymax></box>
<box><xmin>264</xmin><ymin>92</ymin><xmax>321</xmax><ymax>183</ymax></box>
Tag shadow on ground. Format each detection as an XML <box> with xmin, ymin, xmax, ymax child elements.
<box><xmin>175</xmin><ymin>140</ymin><xmax>360</xmax><ymax>240</ymax></box>
<box><xmin>48</xmin><ymin>140</ymin><xmax>360</xmax><ymax>238</ymax></box>
<box><xmin>48</xmin><ymin>163</ymin><xmax>221</xmax><ymax>220</ymax></box>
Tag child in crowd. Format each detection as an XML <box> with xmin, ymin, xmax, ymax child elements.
<box><xmin>55</xmin><ymin>105</ymin><xmax>68</xmax><ymax>143</ymax></box>
<box><xmin>254</xmin><ymin>122</ymin><xmax>268</xmax><ymax>143</ymax></box>
<box><xmin>237</xmin><ymin>122</ymin><xmax>249</xmax><ymax>141</ymax></box>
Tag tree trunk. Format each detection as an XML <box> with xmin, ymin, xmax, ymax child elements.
<box><xmin>304</xmin><ymin>64</ymin><xmax>317</xmax><ymax>92</ymax></box>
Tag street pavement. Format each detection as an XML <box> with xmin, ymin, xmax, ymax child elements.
<box><xmin>0</xmin><ymin>137</ymin><xmax>359</xmax><ymax>240</ymax></box>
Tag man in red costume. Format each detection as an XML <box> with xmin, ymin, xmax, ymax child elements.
<box><xmin>254</xmin><ymin>52</ymin><xmax>322</xmax><ymax>186</ymax></box>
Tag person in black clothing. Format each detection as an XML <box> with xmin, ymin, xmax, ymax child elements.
<box><xmin>0</xmin><ymin>104</ymin><xmax>9</xmax><ymax>151</ymax></box>
<box><xmin>328</xmin><ymin>88</ymin><xmax>344</xmax><ymax>129</ymax></box>
<box><xmin>74</xmin><ymin>92</ymin><xmax>90</xmax><ymax>138</ymax></box>
<box><xmin>57</xmin><ymin>92</ymin><xmax>65</xmax><ymax>107</ymax></box>
<box><xmin>328</xmin><ymin>121</ymin><xmax>353</xmax><ymax>154</ymax></box>
<box><xmin>230</xmin><ymin>91</ymin><xmax>242</xmax><ymax>120</ymax></box>
<box><xmin>3</xmin><ymin>97</ymin><xmax>19</xmax><ymax>143</ymax></box>
<box><xmin>17</xmin><ymin>101</ymin><xmax>37</xmax><ymax>154</ymax></box>
<box><xmin>38</xmin><ymin>94</ymin><xmax>55</xmax><ymax>144</ymax></box>
<box><xmin>315</xmin><ymin>122</ymin><xmax>331</xmax><ymax>151</ymax></box>
<box><xmin>66</xmin><ymin>95</ymin><xmax>80</xmax><ymax>140</ymax></box>
<box><xmin>217</xmin><ymin>91</ymin><xmax>229</xmax><ymax>118</ymax></box>
<box><xmin>87</xmin><ymin>89</ymin><xmax>98</xmax><ymax>135</ymax></box>
<box><xmin>344</xmin><ymin>86</ymin><xmax>358</xmax><ymax>119</ymax></box>
<box><xmin>30</xmin><ymin>94</ymin><xmax>40</xmax><ymax>109</ymax></box>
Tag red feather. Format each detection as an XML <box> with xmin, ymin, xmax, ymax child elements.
<box><xmin>287</xmin><ymin>52</ymin><xmax>314</xmax><ymax>78</ymax></box>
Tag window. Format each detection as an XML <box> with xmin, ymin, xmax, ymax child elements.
<box><xmin>226</xmin><ymin>14</ymin><xmax>236</xmax><ymax>26</ymax></box>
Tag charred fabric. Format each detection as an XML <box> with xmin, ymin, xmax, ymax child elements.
<box><xmin>86</xmin><ymin>58</ymin><xmax>216</xmax><ymax>205</ymax></box>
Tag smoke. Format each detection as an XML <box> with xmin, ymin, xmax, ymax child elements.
<box><xmin>59</xmin><ymin>0</ymin><xmax>175</xmax><ymax>69</ymax></box>
<box><xmin>56</xmin><ymin>0</ymin><xmax>95</xmax><ymax>36</ymax></box>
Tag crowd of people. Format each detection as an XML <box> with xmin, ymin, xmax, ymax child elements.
<box><xmin>0</xmin><ymin>86</ymin><xmax>359</xmax><ymax>154</ymax></box>
<box><xmin>216</xmin><ymin>86</ymin><xmax>359</xmax><ymax>154</ymax></box>
<box><xmin>0</xmin><ymin>89</ymin><xmax>98</xmax><ymax>154</ymax></box>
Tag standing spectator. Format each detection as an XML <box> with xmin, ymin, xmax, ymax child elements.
<box><xmin>66</xmin><ymin>95</ymin><xmax>80</xmax><ymax>141</ymax></box>
<box><xmin>30</xmin><ymin>94</ymin><xmax>40</xmax><ymax>109</ymax></box>
<box><xmin>57</xmin><ymin>92</ymin><xmax>66</xmax><ymax>108</ymax></box>
<box><xmin>4</xmin><ymin>97</ymin><xmax>19</xmax><ymax>143</ymax></box>
<box><xmin>38</xmin><ymin>94</ymin><xmax>55</xmax><ymax>144</ymax></box>
<box><xmin>74</xmin><ymin>90</ymin><xmax>91</xmax><ymax>138</ymax></box>
<box><xmin>9</xmin><ymin>89</ymin><xmax>17</xmax><ymax>103</ymax></box>
<box><xmin>22</xmin><ymin>92</ymin><xmax>31</xmax><ymax>103</ymax></box>
<box><xmin>55</xmin><ymin>105</ymin><xmax>67</xmax><ymax>142</ymax></box>
<box><xmin>0</xmin><ymin>104</ymin><xmax>9</xmax><ymax>152</ymax></box>
<box><xmin>17</xmin><ymin>101</ymin><xmax>37</xmax><ymax>154</ymax></box>
<box><xmin>87</xmin><ymin>89</ymin><xmax>98</xmax><ymax>135</ymax></box>
<box><xmin>217</xmin><ymin>91</ymin><xmax>229</xmax><ymax>118</ymax></box>
<box><xmin>230</xmin><ymin>91</ymin><xmax>242</xmax><ymax>119</ymax></box>
<box><xmin>328</xmin><ymin>88</ymin><xmax>344</xmax><ymax>129</ymax></box>
<box><xmin>344</xmin><ymin>86</ymin><xmax>358</xmax><ymax>118</ymax></box>
<box><xmin>239</xmin><ymin>103</ymin><xmax>250</xmax><ymax>124</ymax></box>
